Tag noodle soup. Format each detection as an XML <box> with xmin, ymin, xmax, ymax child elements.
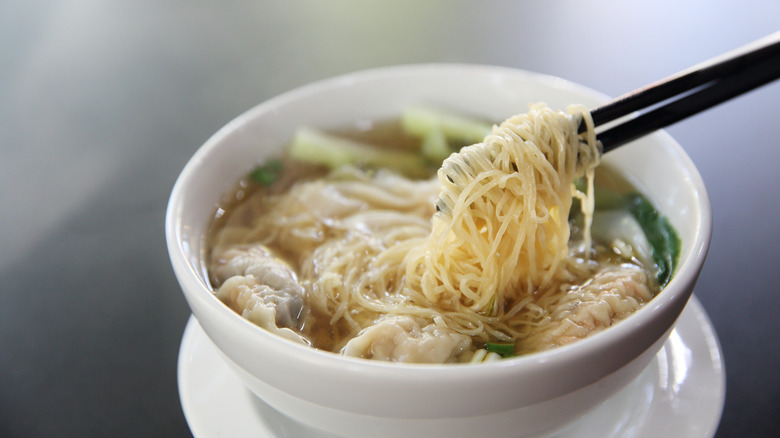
<box><xmin>205</xmin><ymin>106</ymin><xmax>679</xmax><ymax>363</ymax></box>
<box><xmin>168</xmin><ymin>64</ymin><xmax>711</xmax><ymax>437</ymax></box>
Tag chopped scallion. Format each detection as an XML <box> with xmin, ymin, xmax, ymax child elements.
<box><xmin>484</xmin><ymin>341</ymin><xmax>516</xmax><ymax>358</ymax></box>
<box><xmin>249</xmin><ymin>159</ymin><xmax>284</xmax><ymax>186</ymax></box>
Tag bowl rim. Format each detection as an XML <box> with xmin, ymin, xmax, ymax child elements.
<box><xmin>165</xmin><ymin>62</ymin><xmax>712</xmax><ymax>380</ymax></box>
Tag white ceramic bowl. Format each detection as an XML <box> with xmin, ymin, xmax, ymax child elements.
<box><xmin>166</xmin><ymin>64</ymin><xmax>711</xmax><ymax>438</ymax></box>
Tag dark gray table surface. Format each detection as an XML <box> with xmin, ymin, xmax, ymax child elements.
<box><xmin>2</xmin><ymin>2</ymin><xmax>778</xmax><ymax>437</ymax></box>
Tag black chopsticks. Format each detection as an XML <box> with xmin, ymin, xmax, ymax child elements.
<box><xmin>585</xmin><ymin>31</ymin><xmax>780</xmax><ymax>153</ymax></box>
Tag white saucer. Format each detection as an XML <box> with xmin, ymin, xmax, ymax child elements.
<box><xmin>177</xmin><ymin>296</ymin><xmax>725</xmax><ymax>438</ymax></box>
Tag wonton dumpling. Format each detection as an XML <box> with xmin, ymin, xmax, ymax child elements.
<box><xmin>521</xmin><ymin>265</ymin><xmax>652</xmax><ymax>352</ymax></box>
<box><xmin>342</xmin><ymin>315</ymin><xmax>472</xmax><ymax>363</ymax></box>
<box><xmin>213</xmin><ymin>245</ymin><xmax>308</xmax><ymax>344</ymax></box>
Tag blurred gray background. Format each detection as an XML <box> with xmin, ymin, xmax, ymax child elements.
<box><xmin>1</xmin><ymin>1</ymin><xmax>778</xmax><ymax>437</ymax></box>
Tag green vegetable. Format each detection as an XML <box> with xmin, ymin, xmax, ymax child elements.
<box><xmin>288</xmin><ymin>127</ymin><xmax>429</xmax><ymax>177</ymax></box>
<box><xmin>420</xmin><ymin>128</ymin><xmax>451</xmax><ymax>162</ymax></box>
<box><xmin>574</xmin><ymin>178</ymin><xmax>681</xmax><ymax>287</ymax></box>
<box><xmin>249</xmin><ymin>159</ymin><xmax>284</xmax><ymax>186</ymax></box>
<box><xmin>400</xmin><ymin>105</ymin><xmax>492</xmax><ymax>161</ymax></box>
<box><xmin>625</xmin><ymin>194</ymin><xmax>681</xmax><ymax>287</ymax></box>
<box><xmin>484</xmin><ymin>342</ymin><xmax>516</xmax><ymax>358</ymax></box>
<box><xmin>401</xmin><ymin>105</ymin><xmax>492</xmax><ymax>143</ymax></box>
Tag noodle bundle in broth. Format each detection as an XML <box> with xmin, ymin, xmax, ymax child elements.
<box><xmin>207</xmin><ymin>103</ymin><xmax>678</xmax><ymax>363</ymax></box>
